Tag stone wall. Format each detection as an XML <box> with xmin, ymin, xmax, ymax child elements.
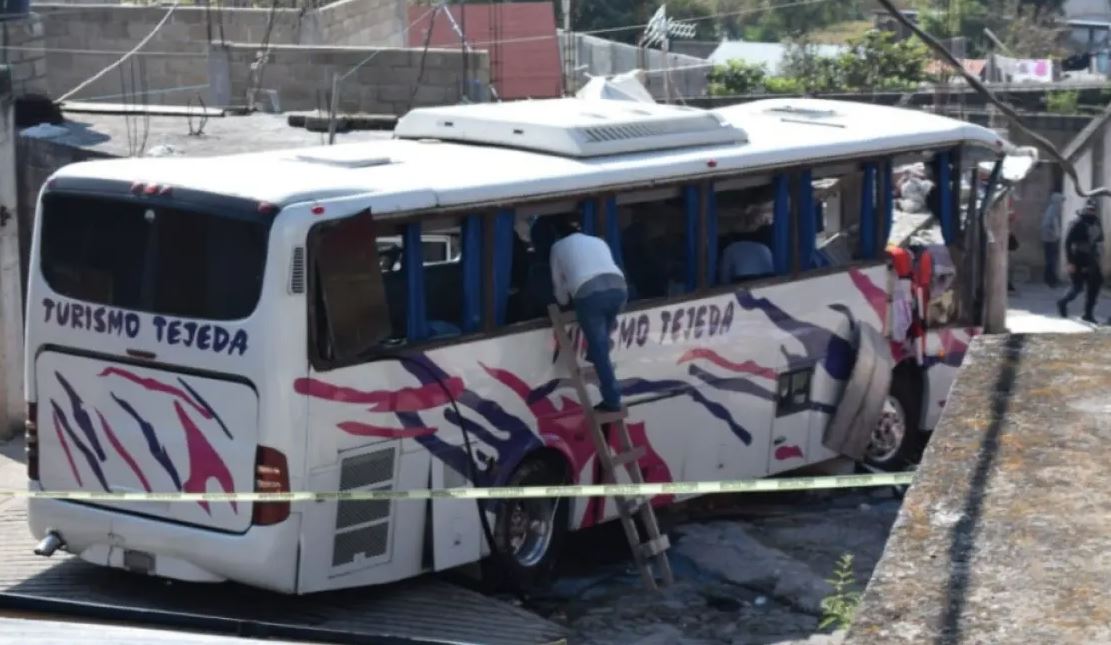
<box><xmin>224</xmin><ymin>42</ymin><xmax>487</xmax><ymax>114</ymax></box>
<box><xmin>562</xmin><ymin>32</ymin><xmax>709</xmax><ymax>100</ymax></box>
<box><xmin>0</xmin><ymin>14</ymin><xmax>47</xmax><ymax>97</ymax></box>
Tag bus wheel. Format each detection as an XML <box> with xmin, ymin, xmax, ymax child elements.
<box><xmin>864</xmin><ymin>376</ymin><xmax>924</xmax><ymax>471</ymax></box>
<box><xmin>488</xmin><ymin>457</ymin><xmax>569</xmax><ymax>591</ymax></box>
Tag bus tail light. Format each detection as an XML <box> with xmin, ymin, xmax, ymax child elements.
<box><xmin>26</xmin><ymin>402</ymin><xmax>39</xmax><ymax>481</ymax></box>
<box><xmin>252</xmin><ymin>446</ymin><xmax>290</xmax><ymax>526</ymax></box>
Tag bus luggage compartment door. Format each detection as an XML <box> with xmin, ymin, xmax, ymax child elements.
<box><xmin>35</xmin><ymin>351</ymin><xmax>258</xmax><ymax>533</ymax></box>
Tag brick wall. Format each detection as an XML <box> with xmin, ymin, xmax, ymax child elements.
<box><xmin>0</xmin><ymin>14</ymin><xmax>48</xmax><ymax>97</ymax></box>
<box><xmin>225</xmin><ymin>42</ymin><xmax>488</xmax><ymax>114</ymax></box>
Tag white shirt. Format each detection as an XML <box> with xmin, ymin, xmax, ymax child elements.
<box><xmin>550</xmin><ymin>233</ymin><xmax>624</xmax><ymax>305</ymax></box>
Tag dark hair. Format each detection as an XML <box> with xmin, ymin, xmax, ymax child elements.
<box><xmin>552</xmin><ymin>219</ymin><xmax>579</xmax><ymax>239</ymax></box>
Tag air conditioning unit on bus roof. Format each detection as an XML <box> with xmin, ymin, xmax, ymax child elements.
<box><xmin>393</xmin><ymin>98</ymin><xmax>748</xmax><ymax>158</ymax></box>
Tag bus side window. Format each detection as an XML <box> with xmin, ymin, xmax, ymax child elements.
<box><xmin>310</xmin><ymin>212</ymin><xmax>395</xmax><ymax>365</ymax></box>
<box><xmin>617</xmin><ymin>187</ymin><xmax>687</xmax><ymax>303</ymax></box>
<box><xmin>504</xmin><ymin>203</ymin><xmax>580</xmax><ymax>325</ymax></box>
<box><xmin>712</xmin><ymin>179</ymin><xmax>776</xmax><ymax>285</ymax></box>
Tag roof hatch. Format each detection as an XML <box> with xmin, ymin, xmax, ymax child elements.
<box><xmin>393</xmin><ymin>98</ymin><xmax>748</xmax><ymax>158</ymax></box>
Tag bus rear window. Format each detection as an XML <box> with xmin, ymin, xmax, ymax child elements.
<box><xmin>40</xmin><ymin>193</ymin><xmax>271</xmax><ymax>321</ymax></box>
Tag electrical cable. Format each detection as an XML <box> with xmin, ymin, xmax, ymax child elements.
<box><xmin>875</xmin><ymin>0</ymin><xmax>1111</xmax><ymax>199</ymax></box>
<box><xmin>57</xmin><ymin>2</ymin><xmax>178</xmax><ymax>103</ymax></box>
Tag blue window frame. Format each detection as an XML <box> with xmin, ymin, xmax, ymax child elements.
<box><xmin>932</xmin><ymin>149</ymin><xmax>955</xmax><ymax>245</ymax></box>
<box><xmin>797</xmin><ymin>169</ymin><xmax>816</xmax><ymax>270</ymax></box>
<box><xmin>880</xmin><ymin>160</ymin><xmax>894</xmax><ymax>250</ymax></box>
<box><xmin>403</xmin><ymin>222</ymin><xmax>428</xmax><ymax>341</ymax></box>
<box><xmin>859</xmin><ymin>163</ymin><xmax>878</xmax><ymax>260</ymax></box>
<box><xmin>705</xmin><ymin>183</ymin><xmax>718</xmax><ymax>286</ymax></box>
<box><xmin>461</xmin><ymin>215</ymin><xmax>483</xmax><ymax>333</ymax></box>
<box><xmin>683</xmin><ymin>185</ymin><xmax>701</xmax><ymax>292</ymax></box>
<box><xmin>772</xmin><ymin>173</ymin><xmax>791</xmax><ymax>275</ymax></box>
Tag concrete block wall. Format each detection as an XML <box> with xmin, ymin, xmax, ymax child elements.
<box><xmin>225</xmin><ymin>43</ymin><xmax>487</xmax><ymax>114</ymax></box>
<box><xmin>30</xmin><ymin>1</ymin><xmax>407</xmax><ymax>105</ymax></box>
<box><xmin>0</xmin><ymin>14</ymin><xmax>48</xmax><ymax>97</ymax></box>
<box><xmin>563</xmin><ymin>32</ymin><xmax>709</xmax><ymax>99</ymax></box>
<box><xmin>317</xmin><ymin>0</ymin><xmax>405</xmax><ymax>47</ymax></box>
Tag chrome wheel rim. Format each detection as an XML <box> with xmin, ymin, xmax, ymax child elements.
<box><xmin>506</xmin><ymin>497</ymin><xmax>558</xmax><ymax>567</ymax></box>
<box><xmin>867</xmin><ymin>395</ymin><xmax>907</xmax><ymax>463</ymax></box>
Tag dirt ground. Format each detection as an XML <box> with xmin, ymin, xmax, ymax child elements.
<box><xmin>528</xmin><ymin>487</ymin><xmax>902</xmax><ymax>645</ymax></box>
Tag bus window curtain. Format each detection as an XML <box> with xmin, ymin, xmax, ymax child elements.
<box><xmin>773</xmin><ymin>173</ymin><xmax>791</xmax><ymax>275</ymax></box>
<box><xmin>580</xmin><ymin>199</ymin><xmax>597</xmax><ymax>236</ymax></box>
<box><xmin>932</xmin><ymin>150</ymin><xmax>955</xmax><ymax>245</ymax></box>
<box><xmin>798</xmin><ymin>169</ymin><xmax>817</xmax><ymax>269</ymax></box>
<box><xmin>403</xmin><ymin>222</ymin><xmax>428</xmax><ymax>341</ymax></box>
<box><xmin>880</xmin><ymin>159</ymin><xmax>894</xmax><ymax>253</ymax></box>
<box><xmin>859</xmin><ymin>163</ymin><xmax>877</xmax><ymax>260</ymax></box>
<box><xmin>461</xmin><ymin>215</ymin><xmax>482</xmax><ymax>333</ymax></box>
<box><xmin>490</xmin><ymin>209</ymin><xmax>515</xmax><ymax>327</ymax></box>
<box><xmin>604</xmin><ymin>196</ymin><xmax>623</xmax><ymax>267</ymax></box>
<box><xmin>706</xmin><ymin>183</ymin><xmax>719</xmax><ymax>285</ymax></box>
<box><xmin>684</xmin><ymin>185</ymin><xmax>700</xmax><ymax>292</ymax></box>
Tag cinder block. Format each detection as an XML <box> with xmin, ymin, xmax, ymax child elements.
<box><xmin>377</xmin><ymin>84</ymin><xmax>410</xmax><ymax>103</ymax></box>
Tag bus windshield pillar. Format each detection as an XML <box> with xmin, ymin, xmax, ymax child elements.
<box><xmin>773</xmin><ymin>174</ymin><xmax>791</xmax><ymax>275</ymax></box>
<box><xmin>403</xmin><ymin>222</ymin><xmax>429</xmax><ymax>340</ymax></box>
<box><xmin>859</xmin><ymin>163</ymin><xmax>877</xmax><ymax>260</ymax></box>
<box><xmin>461</xmin><ymin>215</ymin><xmax>483</xmax><ymax>333</ymax></box>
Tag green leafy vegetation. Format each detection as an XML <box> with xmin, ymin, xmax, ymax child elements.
<box><xmin>819</xmin><ymin>553</ymin><xmax>862</xmax><ymax>632</ymax></box>
<box><xmin>709</xmin><ymin>30</ymin><xmax>929</xmax><ymax>96</ymax></box>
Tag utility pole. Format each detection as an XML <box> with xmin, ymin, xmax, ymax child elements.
<box><xmin>562</xmin><ymin>0</ymin><xmax>572</xmax><ymax>96</ymax></box>
<box><xmin>0</xmin><ymin>66</ymin><xmax>25</xmax><ymax>440</ymax></box>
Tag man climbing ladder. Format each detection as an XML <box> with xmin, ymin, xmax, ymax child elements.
<box><xmin>546</xmin><ymin>221</ymin><xmax>673</xmax><ymax>589</ymax></box>
<box><xmin>549</xmin><ymin>221</ymin><xmax>627</xmax><ymax>412</ymax></box>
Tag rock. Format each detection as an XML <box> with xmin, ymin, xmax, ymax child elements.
<box><xmin>674</xmin><ymin>522</ymin><xmax>833</xmax><ymax>613</ymax></box>
<box><xmin>630</xmin><ymin>624</ymin><xmax>684</xmax><ymax>645</ymax></box>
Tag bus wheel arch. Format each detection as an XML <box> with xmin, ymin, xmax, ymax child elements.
<box><xmin>485</xmin><ymin>448</ymin><xmax>571</xmax><ymax>591</ymax></box>
<box><xmin>865</xmin><ymin>361</ymin><xmax>925</xmax><ymax>471</ymax></box>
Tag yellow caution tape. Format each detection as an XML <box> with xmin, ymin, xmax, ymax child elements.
<box><xmin>0</xmin><ymin>472</ymin><xmax>913</xmax><ymax>503</ymax></box>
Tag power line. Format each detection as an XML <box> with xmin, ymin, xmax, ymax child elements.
<box><xmin>874</xmin><ymin>0</ymin><xmax>1109</xmax><ymax>199</ymax></box>
<box><xmin>57</xmin><ymin>2</ymin><xmax>179</xmax><ymax>102</ymax></box>
<box><xmin>1</xmin><ymin>0</ymin><xmax>837</xmax><ymax>62</ymax></box>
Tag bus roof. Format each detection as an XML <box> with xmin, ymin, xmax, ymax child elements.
<box><xmin>50</xmin><ymin>98</ymin><xmax>1007</xmax><ymax>215</ymax></box>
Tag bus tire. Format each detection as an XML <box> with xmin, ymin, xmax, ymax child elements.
<box><xmin>864</xmin><ymin>369</ymin><xmax>925</xmax><ymax>471</ymax></box>
<box><xmin>486</xmin><ymin>456</ymin><xmax>569</xmax><ymax>592</ymax></box>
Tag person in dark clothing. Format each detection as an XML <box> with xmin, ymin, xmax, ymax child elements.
<box><xmin>1058</xmin><ymin>199</ymin><xmax>1105</xmax><ymax>323</ymax></box>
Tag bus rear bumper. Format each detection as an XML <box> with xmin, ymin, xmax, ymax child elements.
<box><xmin>28</xmin><ymin>498</ymin><xmax>301</xmax><ymax>593</ymax></box>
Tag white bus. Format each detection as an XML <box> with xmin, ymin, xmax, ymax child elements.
<box><xmin>24</xmin><ymin>97</ymin><xmax>1017</xmax><ymax>594</ymax></box>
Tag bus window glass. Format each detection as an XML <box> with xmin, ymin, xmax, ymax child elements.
<box><xmin>311</xmin><ymin>213</ymin><xmax>393</xmax><ymax>363</ymax></box>
<box><xmin>713</xmin><ymin>181</ymin><xmax>775</xmax><ymax>285</ymax></box>
<box><xmin>40</xmin><ymin>193</ymin><xmax>270</xmax><ymax>320</ymax></box>
<box><xmin>420</xmin><ymin>218</ymin><xmax>465</xmax><ymax>338</ymax></box>
<box><xmin>617</xmin><ymin>189</ymin><xmax>687</xmax><ymax>302</ymax></box>
<box><xmin>506</xmin><ymin>207</ymin><xmax>580</xmax><ymax>325</ymax></box>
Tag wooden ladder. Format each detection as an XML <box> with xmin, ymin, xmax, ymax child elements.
<box><xmin>547</xmin><ymin>304</ymin><xmax>674</xmax><ymax>590</ymax></box>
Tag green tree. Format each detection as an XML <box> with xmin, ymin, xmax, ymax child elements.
<box><xmin>707</xmin><ymin>59</ymin><xmax>767</xmax><ymax>95</ymax></box>
<box><xmin>708</xmin><ymin>29</ymin><xmax>929</xmax><ymax>95</ymax></box>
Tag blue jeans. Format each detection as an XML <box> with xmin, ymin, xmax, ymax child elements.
<box><xmin>573</xmin><ymin>287</ymin><xmax>627</xmax><ymax>409</ymax></box>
